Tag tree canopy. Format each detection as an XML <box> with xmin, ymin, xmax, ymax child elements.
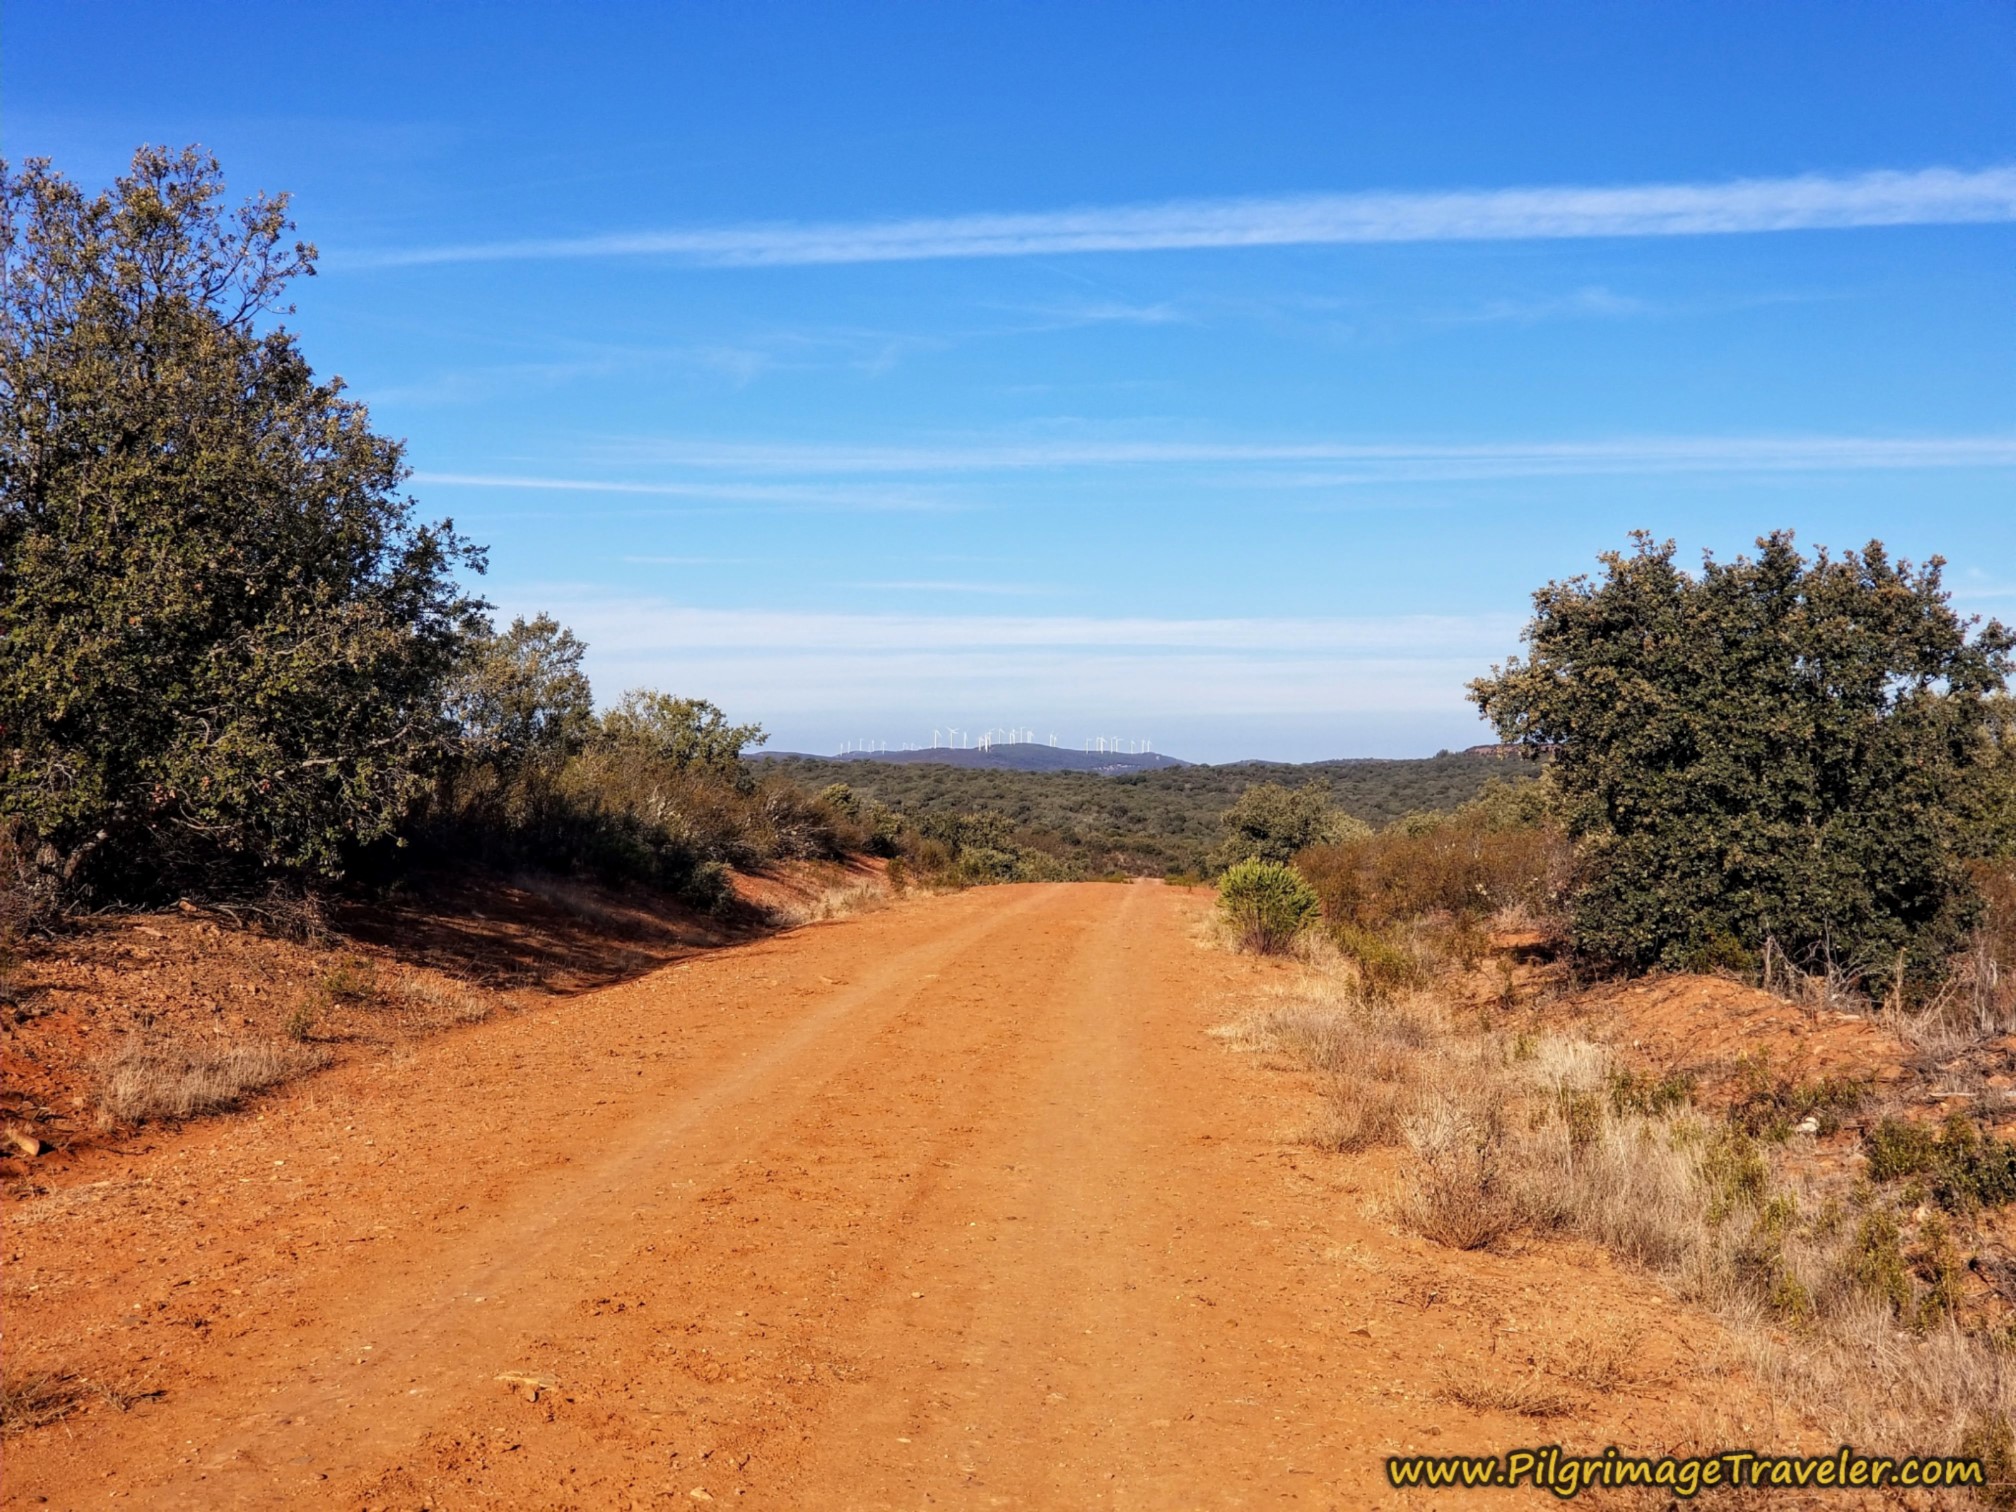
<box><xmin>1</xmin><ymin>146</ymin><xmax>486</xmax><ymax>892</ymax></box>
<box><xmin>1471</xmin><ymin>532</ymin><xmax>2013</xmax><ymax>975</ymax></box>
<box><xmin>1210</xmin><ymin>781</ymin><xmax>1367</xmax><ymax>871</ymax></box>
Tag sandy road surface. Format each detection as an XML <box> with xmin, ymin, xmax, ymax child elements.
<box><xmin>8</xmin><ymin>882</ymin><xmax>1783</xmax><ymax>1508</ymax></box>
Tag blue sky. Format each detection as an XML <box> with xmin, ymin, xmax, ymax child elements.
<box><xmin>11</xmin><ymin>1</ymin><xmax>2015</xmax><ymax>759</ymax></box>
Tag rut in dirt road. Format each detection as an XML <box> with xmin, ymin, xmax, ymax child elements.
<box><xmin>10</xmin><ymin>882</ymin><xmax>1760</xmax><ymax>1509</ymax></box>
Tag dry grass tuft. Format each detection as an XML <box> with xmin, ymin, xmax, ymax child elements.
<box><xmin>95</xmin><ymin>1038</ymin><xmax>330</xmax><ymax>1126</ymax></box>
<box><xmin>1434</xmin><ymin>1371</ymin><xmax>1581</xmax><ymax>1419</ymax></box>
<box><xmin>1299</xmin><ymin>1073</ymin><xmax>1412</xmax><ymax>1153</ymax></box>
<box><xmin>774</xmin><ymin>881</ymin><xmax>889</xmax><ymax>927</ymax></box>
<box><xmin>1401</xmin><ymin>1084</ymin><xmax>1523</xmax><ymax>1251</ymax></box>
<box><xmin>0</xmin><ymin>1373</ymin><xmax>84</xmax><ymax>1434</ymax></box>
<box><xmin>1222</xmin><ymin>937</ymin><xmax>2016</xmax><ymax>1476</ymax></box>
<box><xmin>392</xmin><ymin>973</ymin><xmax>492</xmax><ymax>1029</ymax></box>
<box><xmin>1219</xmin><ymin>977</ymin><xmax>1441</xmax><ymax>1155</ymax></box>
<box><xmin>0</xmin><ymin>1370</ymin><xmax>164</xmax><ymax>1436</ymax></box>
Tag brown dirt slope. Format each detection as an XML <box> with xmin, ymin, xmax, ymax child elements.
<box><xmin>10</xmin><ymin>882</ymin><xmax>1801</xmax><ymax>1508</ymax></box>
<box><xmin>1</xmin><ymin>859</ymin><xmax>881</xmax><ymax>1161</ymax></box>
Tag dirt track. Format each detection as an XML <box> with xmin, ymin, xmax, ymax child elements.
<box><xmin>8</xmin><ymin>882</ymin><xmax>1786</xmax><ymax>1508</ymax></box>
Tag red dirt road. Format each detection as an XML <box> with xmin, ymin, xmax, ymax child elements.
<box><xmin>8</xmin><ymin>883</ymin><xmax>1782</xmax><ymax>1508</ymax></box>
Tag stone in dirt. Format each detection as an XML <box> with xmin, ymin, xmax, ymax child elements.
<box><xmin>494</xmin><ymin>1372</ymin><xmax>557</xmax><ymax>1402</ymax></box>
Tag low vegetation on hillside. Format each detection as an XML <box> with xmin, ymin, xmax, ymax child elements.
<box><xmin>757</xmin><ymin>751</ymin><xmax>1539</xmax><ymax>878</ymax></box>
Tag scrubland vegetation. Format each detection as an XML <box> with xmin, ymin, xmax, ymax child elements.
<box><xmin>758</xmin><ymin>749</ymin><xmax>1536</xmax><ymax>877</ymax></box>
<box><xmin>0</xmin><ymin>150</ymin><xmax>901</xmax><ymax>926</ymax></box>
<box><xmin>1206</xmin><ymin>535</ymin><xmax>2016</xmax><ymax>1497</ymax></box>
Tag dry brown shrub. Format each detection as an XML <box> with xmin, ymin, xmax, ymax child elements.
<box><xmin>1400</xmin><ymin>1084</ymin><xmax>1523</xmax><ymax>1251</ymax></box>
<box><xmin>95</xmin><ymin>1038</ymin><xmax>331</xmax><ymax>1125</ymax></box>
<box><xmin>0</xmin><ymin>1372</ymin><xmax>84</xmax><ymax>1435</ymax></box>
<box><xmin>1434</xmin><ymin>1370</ymin><xmax>1581</xmax><ymax>1419</ymax></box>
<box><xmin>1297</xmin><ymin>802</ymin><xmax>1569</xmax><ymax>932</ymax></box>
<box><xmin>1302</xmin><ymin>1072</ymin><xmax>1412</xmax><ymax>1153</ymax></box>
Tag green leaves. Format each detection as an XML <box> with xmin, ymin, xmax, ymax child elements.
<box><xmin>1211</xmin><ymin>781</ymin><xmax>1367</xmax><ymax>871</ymax></box>
<box><xmin>2</xmin><ymin>148</ymin><xmax>487</xmax><ymax>893</ymax></box>
<box><xmin>1471</xmin><ymin>532</ymin><xmax>2014</xmax><ymax>977</ymax></box>
<box><xmin>1216</xmin><ymin>859</ymin><xmax>1321</xmax><ymax>954</ymax></box>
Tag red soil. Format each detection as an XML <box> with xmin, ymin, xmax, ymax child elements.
<box><xmin>6</xmin><ymin>882</ymin><xmax>1810</xmax><ymax>1508</ymax></box>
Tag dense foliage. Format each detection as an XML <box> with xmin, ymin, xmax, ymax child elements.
<box><xmin>2</xmin><ymin>148</ymin><xmax>486</xmax><ymax>895</ymax></box>
<box><xmin>1297</xmin><ymin>780</ymin><xmax>1569</xmax><ymax>931</ymax></box>
<box><xmin>1471</xmin><ymin>532</ymin><xmax>2014</xmax><ymax>976</ymax></box>
<box><xmin>0</xmin><ymin>148</ymin><xmax>859</xmax><ymax>914</ymax></box>
<box><xmin>1210</xmin><ymin>781</ymin><xmax>1367</xmax><ymax>870</ymax></box>
<box><xmin>1216</xmin><ymin>859</ymin><xmax>1320</xmax><ymax>954</ymax></box>
<box><xmin>756</xmin><ymin>752</ymin><xmax>1538</xmax><ymax>877</ymax></box>
<box><xmin>418</xmin><ymin>617</ymin><xmax>849</xmax><ymax>906</ymax></box>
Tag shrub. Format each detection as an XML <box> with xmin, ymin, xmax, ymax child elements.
<box><xmin>1865</xmin><ymin>1113</ymin><xmax>2016</xmax><ymax>1212</ymax></box>
<box><xmin>1726</xmin><ymin>1053</ymin><xmax>1866</xmax><ymax>1140</ymax></box>
<box><xmin>1329</xmin><ymin>922</ymin><xmax>1426</xmax><ymax>999</ymax></box>
<box><xmin>1842</xmin><ymin>1210</ymin><xmax>1914</xmax><ymax>1316</ymax></box>
<box><xmin>1216</xmin><ymin>859</ymin><xmax>1320</xmax><ymax>953</ymax></box>
<box><xmin>1607</xmin><ymin>1067</ymin><xmax>1695</xmax><ymax>1117</ymax></box>
<box><xmin>1471</xmin><ymin>531</ymin><xmax>2014</xmax><ymax>978</ymax></box>
<box><xmin>421</xmin><ymin>617</ymin><xmax>815</xmax><ymax>907</ymax></box>
<box><xmin>1296</xmin><ymin>780</ymin><xmax>1569</xmax><ymax>931</ymax></box>
<box><xmin>911</xmin><ymin>811</ymin><xmax>1081</xmax><ymax>886</ymax></box>
<box><xmin>1210</xmin><ymin>783</ymin><xmax>1367</xmax><ymax>871</ymax></box>
<box><xmin>2</xmin><ymin>148</ymin><xmax>486</xmax><ymax>898</ymax></box>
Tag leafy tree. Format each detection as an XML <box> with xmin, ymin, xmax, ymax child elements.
<box><xmin>597</xmin><ymin>691</ymin><xmax>766</xmax><ymax>780</ymax></box>
<box><xmin>446</xmin><ymin>615</ymin><xmax>594</xmax><ymax>772</ymax></box>
<box><xmin>1471</xmin><ymin>532</ymin><xmax>2013</xmax><ymax>975</ymax></box>
<box><xmin>1</xmin><ymin>147</ymin><xmax>486</xmax><ymax>892</ymax></box>
<box><xmin>1211</xmin><ymin>781</ymin><xmax>1367</xmax><ymax>871</ymax></box>
<box><xmin>1969</xmin><ymin>696</ymin><xmax>2016</xmax><ymax>860</ymax></box>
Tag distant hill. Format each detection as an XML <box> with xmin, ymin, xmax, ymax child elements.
<box><xmin>756</xmin><ymin>749</ymin><xmax>1544</xmax><ymax>876</ymax></box>
<box><xmin>756</xmin><ymin>742</ymin><xmax>1186</xmax><ymax>776</ymax></box>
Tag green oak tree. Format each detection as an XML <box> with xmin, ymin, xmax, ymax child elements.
<box><xmin>1</xmin><ymin>147</ymin><xmax>487</xmax><ymax>893</ymax></box>
<box><xmin>1471</xmin><ymin>532</ymin><xmax>2013</xmax><ymax>977</ymax></box>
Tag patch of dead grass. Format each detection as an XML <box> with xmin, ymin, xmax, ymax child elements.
<box><xmin>1434</xmin><ymin>1370</ymin><xmax>1581</xmax><ymax>1419</ymax></box>
<box><xmin>1218</xmin><ymin>948</ymin><xmax>2016</xmax><ymax>1475</ymax></box>
<box><xmin>392</xmin><ymin>973</ymin><xmax>492</xmax><ymax>1029</ymax></box>
<box><xmin>94</xmin><ymin>1037</ymin><xmax>331</xmax><ymax>1126</ymax></box>
<box><xmin>773</xmin><ymin>881</ymin><xmax>889</xmax><ymax>927</ymax></box>
<box><xmin>0</xmin><ymin>1370</ymin><xmax>164</xmax><ymax>1436</ymax></box>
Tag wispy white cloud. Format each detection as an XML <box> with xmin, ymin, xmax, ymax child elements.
<box><xmin>1438</xmin><ymin>285</ymin><xmax>1652</xmax><ymax>326</ymax></box>
<box><xmin>622</xmin><ymin>554</ymin><xmax>751</xmax><ymax>565</ymax></box>
<box><xmin>415</xmin><ymin>434</ymin><xmax>2015</xmax><ymax>512</ymax></box>
<box><xmin>591</xmin><ymin>432</ymin><xmax>2016</xmax><ymax>480</ymax></box>
<box><xmin>491</xmin><ymin>595</ymin><xmax>1515</xmax><ymax>725</ymax></box>
<box><xmin>410</xmin><ymin>470</ymin><xmax>953</xmax><ymax>511</ymax></box>
<box><xmin>351</xmin><ymin>166</ymin><xmax>2016</xmax><ymax>270</ymax></box>
<box><xmin>844</xmin><ymin>580</ymin><xmax>1059</xmax><ymax>596</ymax></box>
<box><xmin>510</xmin><ymin>596</ymin><xmax>1516</xmax><ymax>654</ymax></box>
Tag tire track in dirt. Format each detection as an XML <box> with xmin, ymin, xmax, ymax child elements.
<box><xmin>9</xmin><ymin>886</ymin><xmax>1060</xmax><ymax>1506</ymax></box>
<box><xmin>10</xmin><ymin>882</ymin><xmax>1804</xmax><ymax>1509</ymax></box>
